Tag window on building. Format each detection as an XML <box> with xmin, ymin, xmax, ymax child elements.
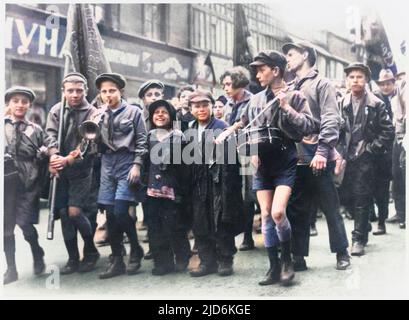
<box><xmin>119</xmin><ymin>4</ymin><xmax>143</xmax><ymax>35</ymax></box>
<box><xmin>192</xmin><ymin>4</ymin><xmax>286</xmax><ymax>58</ymax></box>
<box><xmin>143</xmin><ymin>4</ymin><xmax>166</xmax><ymax>41</ymax></box>
<box><xmin>192</xmin><ymin>4</ymin><xmax>234</xmax><ymax>57</ymax></box>
<box><xmin>118</xmin><ymin>4</ymin><xmax>166</xmax><ymax>41</ymax></box>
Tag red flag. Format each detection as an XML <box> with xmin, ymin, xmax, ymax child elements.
<box><xmin>62</xmin><ymin>4</ymin><xmax>112</xmax><ymax>100</ymax></box>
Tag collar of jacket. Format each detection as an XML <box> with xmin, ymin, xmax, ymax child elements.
<box><xmin>342</xmin><ymin>89</ymin><xmax>377</xmax><ymax>110</ymax></box>
<box><xmin>227</xmin><ymin>89</ymin><xmax>252</xmax><ymax>106</ymax></box>
<box><xmin>105</xmin><ymin>99</ymin><xmax>127</xmax><ymax>115</ymax></box>
<box><xmin>295</xmin><ymin>69</ymin><xmax>319</xmax><ymax>86</ymax></box>
<box><xmin>4</xmin><ymin>115</ymin><xmax>33</xmax><ymax>126</ymax></box>
<box><xmin>191</xmin><ymin>116</ymin><xmax>215</xmax><ymax>130</ymax></box>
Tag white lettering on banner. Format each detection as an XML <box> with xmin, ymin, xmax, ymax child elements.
<box><xmin>38</xmin><ymin>25</ymin><xmax>59</xmax><ymax>57</ymax></box>
<box><xmin>15</xmin><ymin>18</ymin><xmax>38</xmax><ymax>55</ymax></box>
<box><xmin>5</xmin><ymin>16</ymin><xmax>13</xmax><ymax>49</ymax></box>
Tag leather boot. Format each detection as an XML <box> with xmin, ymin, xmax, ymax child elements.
<box><xmin>78</xmin><ymin>252</ymin><xmax>100</xmax><ymax>273</ymax></box>
<box><xmin>336</xmin><ymin>250</ymin><xmax>351</xmax><ymax>270</ymax></box>
<box><xmin>239</xmin><ymin>236</ymin><xmax>255</xmax><ymax>251</ymax></box>
<box><xmin>218</xmin><ymin>258</ymin><xmax>234</xmax><ymax>277</ymax></box>
<box><xmin>27</xmin><ymin>235</ymin><xmax>46</xmax><ymax>276</ymax></box>
<box><xmin>4</xmin><ymin>236</ymin><xmax>18</xmax><ymax>285</ymax></box>
<box><xmin>60</xmin><ymin>259</ymin><xmax>79</xmax><ymax>275</ymax></box>
<box><xmin>189</xmin><ymin>263</ymin><xmax>218</xmax><ymax>277</ymax></box>
<box><xmin>373</xmin><ymin>223</ymin><xmax>386</xmax><ymax>236</ymax></box>
<box><xmin>259</xmin><ymin>247</ymin><xmax>280</xmax><ymax>286</ymax></box>
<box><xmin>127</xmin><ymin>246</ymin><xmax>144</xmax><ymax>275</ymax></box>
<box><xmin>3</xmin><ymin>267</ymin><xmax>18</xmax><ymax>285</ymax></box>
<box><xmin>99</xmin><ymin>256</ymin><xmax>126</xmax><ymax>279</ymax></box>
<box><xmin>352</xmin><ymin>206</ymin><xmax>369</xmax><ymax>248</ymax></box>
<box><xmin>32</xmin><ymin>246</ymin><xmax>46</xmax><ymax>276</ymax></box>
<box><xmin>280</xmin><ymin>240</ymin><xmax>295</xmax><ymax>286</ymax></box>
<box><xmin>351</xmin><ymin>241</ymin><xmax>365</xmax><ymax>256</ymax></box>
<box><xmin>293</xmin><ymin>255</ymin><xmax>308</xmax><ymax>272</ymax></box>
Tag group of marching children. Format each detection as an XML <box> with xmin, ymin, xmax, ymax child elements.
<box><xmin>4</xmin><ymin>40</ymin><xmax>406</xmax><ymax>288</ymax></box>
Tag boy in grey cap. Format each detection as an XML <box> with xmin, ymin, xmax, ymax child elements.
<box><xmin>4</xmin><ymin>86</ymin><xmax>47</xmax><ymax>284</ymax></box>
<box><xmin>95</xmin><ymin>73</ymin><xmax>148</xmax><ymax>279</ymax></box>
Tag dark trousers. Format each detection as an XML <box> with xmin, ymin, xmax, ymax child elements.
<box><xmin>105</xmin><ymin>200</ymin><xmax>143</xmax><ymax>258</ymax></box>
<box><xmin>195</xmin><ymin>224</ymin><xmax>237</xmax><ymax>266</ymax></box>
<box><xmin>343</xmin><ymin>153</ymin><xmax>375</xmax><ymax>243</ymax></box>
<box><xmin>4</xmin><ymin>175</ymin><xmax>42</xmax><ymax>268</ymax></box>
<box><xmin>146</xmin><ymin>197</ymin><xmax>191</xmax><ymax>267</ymax></box>
<box><xmin>287</xmin><ymin>163</ymin><xmax>349</xmax><ymax>256</ymax></box>
<box><xmin>392</xmin><ymin>140</ymin><xmax>406</xmax><ymax>222</ymax></box>
<box><xmin>372</xmin><ymin>151</ymin><xmax>392</xmax><ymax>224</ymax></box>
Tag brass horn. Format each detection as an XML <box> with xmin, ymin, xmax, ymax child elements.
<box><xmin>78</xmin><ymin>104</ymin><xmax>107</xmax><ymax>141</ymax></box>
<box><xmin>79</xmin><ymin>120</ymin><xmax>100</xmax><ymax>141</ymax></box>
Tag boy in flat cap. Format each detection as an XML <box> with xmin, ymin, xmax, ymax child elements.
<box><xmin>137</xmin><ymin>79</ymin><xmax>165</xmax><ymax>259</ymax></box>
<box><xmin>4</xmin><ymin>86</ymin><xmax>47</xmax><ymax>284</ymax></box>
<box><xmin>216</xmin><ymin>50</ymin><xmax>315</xmax><ymax>286</ymax></box>
<box><xmin>368</xmin><ymin>69</ymin><xmax>396</xmax><ymax>234</ymax></box>
<box><xmin>45</xmin><ymin>72</ymin><xmax>100</xmax><ymax>275</ymax></box>
<box><xmin>187</xmin><ymin>89</ymin><xmax>244</xmax><ymax>277</ymax></box>
<box><xmin>283</xmin><ymin>41</ymin><xmax>351</xmax><ymax>271</ymax></box>
<box><xmin>138</xmin><ymin>79</ymin><xmax>165</xmax><ymax>132</ymax></box>
<box><xmin>142</xmin><ymin>99</ymin><xmax>191</xmax><ymax>275</ymax></box>
<box><xmin>338</xmin><ymin>63</ymin><xmax>394</xmax><ymax>256</ymax></box>
<box><xmin>175</xmin><ymin>85</ymin><xmax>196</xmax><ymax>132</ymax></box>
<box><xmin>95</xmin><ymin>73</ymin><xmax>148</xmax><ymax>279</ymax></box>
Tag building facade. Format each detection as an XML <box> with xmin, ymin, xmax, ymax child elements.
<box><xmin>5</xmin><ymin>3</ymin><xmax>359</xmax><ymax>125</ymax></box>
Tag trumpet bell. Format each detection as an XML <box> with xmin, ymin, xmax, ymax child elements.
<box><xmin>79</xmin><ymin>120</ymin><xmax>100</xmax><ymax>140</ymax></box>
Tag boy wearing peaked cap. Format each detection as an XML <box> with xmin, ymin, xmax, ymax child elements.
<box><xmin>142</xmin><ymin>99</ymin><xmax>192</xmax><ymax>275</ymax></box>
<box><xmin>45</xmin><ymin>72</ymin><xmax>101</xmax><ymax>276</ymax></box>
<box><xmin>4</xmin><ymin>86</ymin><xmax>47</xmax><ymax>284</ymax></box>
<box><xmin>338</xmin><ymin>63</ymin><xmax>394</xmax><ymax>256</ymax></box>
<box><xmin>283</xmin><ymin>41</ymin><xmax>352</xmax><ymax>271</ymax></box>
<box><xmin>94</xmin><ymin>73</ymin><xmax>148</xmax><ymax>279</ymax></box>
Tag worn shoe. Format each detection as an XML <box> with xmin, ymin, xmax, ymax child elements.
<box><xmin>310</xmin><ymin>226</ymin><xmax>318</xmax><ymax>237</ymax></box>
<box><xmin>280</xmin><ymin>259</ymin><xmax>295</xmax><ymax>286</ymax></box>
<box><xmin>189</xmin><ymin>264</ymin><xmax>218</xmax><ymax>277</ymax></box>
<box><xmin>336</xmin><ymin>252</ymin><xmax>351</xmax><ymax>270</ymax></box>
<box><xmin>293</xmin><ymin>256</ymin><xmax>307</xmax><ymax>272</ymax></box>
<box><xmin>3</xmin><ymin>268</ymin><xmax>18</xmax><ymax>285</ymax></box>
<box><xmin>99</xmin><ymin>257</ymin><xmax>126</xmax><ymax>279</ymax></box>
<box><xmin>280</xmin><ymin>241</ymin><xmax>295</xmax><ymax>286</ymax></box>
<box><xmin>60</xmin><ymin>259</ymin><xmax>79</xmax><ymax>275</ymax></box>
<box><xmin>34</xmin><ymin>258</ymin><xmax>46</xmax><ymax>276</ymax></box>
<box><xmin>33</xmin><ymin>246</ymin><xmax>46</xmax><ymax>276</ymax></box>
<box><xmin>239</xmin><ymin>239</ymin><xmax>255</xmax><ymax>251</ymax></box>
<box><xmin>127</xmin><ymin>255</ymin><xmax>142</xmax><ymax>275</ymax></box>
<box><xmin>258</xmin><ymin>263</ymin><xmax>280</xmax><ymax>286</ymax></box>
<box><xmin>144</xmin><ymin>250</ymin><xmax>153</xmax><ymax>260</ymax></box>
<box><xmin>351</xmin><ymin>242</ymin><xmax>365</xmax><ymax>256</ymax></box>
<box><xmin>78</xmin><ymin>252</ymin><xmax>100</xmax><ymax>273</ymax></box>
<box><xmin>399</xmin><ymin>222</ymin><xmax>406</xmax><ymax>229</ymax></box>
<box><xmin>175</xmin><ymin>259</ymin><xmax>190</xmax><ymax>272</ymax></box>
<box><xmin>218</xmin><ymin>261</ymin><xmax>233</xmax><ymax>276</ymax></box>
<box><xmin>386</xmin><ymin>214</ymin><xmax>400</xmax><ymax>224</ymax></box>
<box><xmin>152</xmin><ymin>264</ymin><xmax>175</xmax><ymax>276</ymax></box>
<box><xmin>373</xmin><ymin>224</ymin><xmax>386</xmax><ymax>235</ymax></box>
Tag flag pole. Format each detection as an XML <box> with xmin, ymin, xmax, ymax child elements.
<box><xmin>47</xmin><ymin>47</ymin><xmax>70</xmax><ymax>240</ymax></box>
